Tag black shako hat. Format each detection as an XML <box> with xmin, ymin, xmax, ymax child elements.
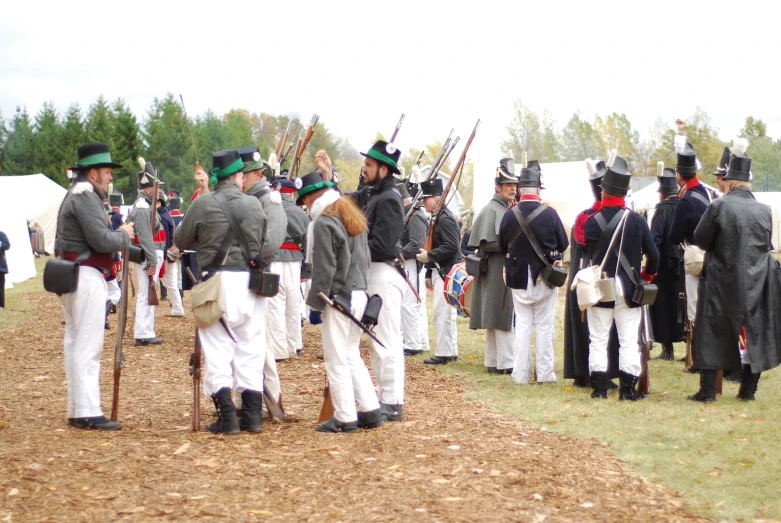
<box><xmin>676</xmin><ymin>142</ymin><xmax>698</xmax><ymax>177</ymax></box>
<box><xmin>589</xmin><ymin>160</ymin><xmax>607</xmax><ymax>201</ymax></box>
<box><xmin>527</xmin><ymin>160</ymin><xmax>542</xmax><ymax>173</ymax></box>
<box><xmin>72</xmin><ymin>142</ymin><xmax>123</xmax><ymax>171</ymax></box>
<box><xmin>420</xmin><ymin>178</ymin><xmax>443</xmax><ymax>198</ymax></box>
<box><xmin>210</xmin><ymin>149</ymin><xmax>245</xmax><ymax>184</ymax></box>
<box><xmin>714</xmin><ymin>147</ymin><xmax>731</xmax><ymax>176</ymax></box>
<box><xmin>361</xmin><ymin>140</ymin><xmax>401</xmax><ymax>174</ymax></box>
<box><xmin>137</xmin><ymin>164</ymin><xmax>164</xmax><ymax>189</ymax></box>
<box><xmin>658</xmin><ymin>168</ymin><xmax>678</xmax><ymax>194</ymax></box>
<box><xmin>295</xmin><ymin>169</ymin><xmax>335</xmax><ymax>206</ymax></box>
<box><xmin>724</xmin><ymin>153</ymin><xmax>752</xmax><ymax>182</ymax></box>
<box><xmin>495</xmin><ymin>158</ymin><xmax>518</xmax><ymax>185</ymax></box>
<box><xmin>168</xmin><ymin>191</ymin><xmax>182</xmax><ymax>210</ymax></box>
<box><xmin>405</xmin><ymin>178</ymin><xmax>419</xmax><ymax>197</ymax></box>
<box><xmin>601</xmin><ymin>156</ymin><xmax>631</xmax><ymax>196</ymax></box>
<box><xmin>109</xmin><ymin>188</ymin><xmax>124</xmax><ymax>207</ymax></box>
<box><xmin>238</xmin><ymin>146</ymin><xmax>265</xmax><ymax>173</ymax></box>
<box><xmin>518</xmin><ymin>167</ymin><xmax>543</xmax><ymax>188</ymax></box>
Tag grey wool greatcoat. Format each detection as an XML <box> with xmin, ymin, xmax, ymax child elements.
<box><xmin>693</xmin><ymin>187</ymin><xmax>781</xmax><ymax>374</ymax></box>
<box><xmin>468</xmin><ymin>193</ymin><xmax>513</xmax><ymax>331</ymax></box>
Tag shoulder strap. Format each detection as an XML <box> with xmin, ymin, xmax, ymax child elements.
<box><xmin>689</xmin><ymin>190</ymin><xmax>710</xmax><ymax>207</ymax></box>
<box><xmin>591</xmin><ymin>210</ymin><xmax>625</xmax><ymax>264</ymax></box>
<box><xmin>213</xmin><ymin>191</ymin><xmax>252</xmax><ymax>264</ymax></box>
<box><xmin>507</xmin><ymin>203</ymin><xmax>546</xmax><ymax>252</ymax></box>
<box><xmin>510</xmin><ymin>204</ymin><xmax>551</xmax><ymax>267</ymax></box>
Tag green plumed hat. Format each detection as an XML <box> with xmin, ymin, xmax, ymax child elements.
<box><xmin>295</xmin><ymin>170</ymin><xmax>335</xmax><ymax>206</ymax></box>
<box><xmin>361</xmin><ymin>140</ymin><xmax>401</xmax><ymax>174</ymax></box>
<box><xmin>209</xmin><ymin>149</ymin><xmax>245</xmax><ymax>184</ymax></box>
<box><xmin>72</xmin><ymin>142</ymin><xmax>123</xmax><ymax>171</ymax></box>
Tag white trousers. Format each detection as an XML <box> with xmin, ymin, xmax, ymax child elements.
<box><xmin>234</xmin><ymin>298</ymin><xmax>278</xmax><ymax>411</ymax></box>
<box><xmin>433</xmin><ymin>270</ymin><xmax>458</xmax><ymax>358</ymax></box>
<box><xmin>401</xmin><ymin>259</ymin><xmax>425</xmax><ymax>352</ymax></box>
<box><xmin>106</xmin><ymin>278</ymin><xmax>121</xmax><ymax>306</ymax></box>
<box><xmin>685</xmin><ymin>273</ymin><xmax>699</xmax><ymax>323</ymax></box>
<box><xmin>323</xmin><ymin>291</ymin><xmax>380</xmax><ymax>422</ymax></box>
<box><xmin>511</xmin><ymin>274</ymin><xmax>558</xmax><ymax>383</ymax></box>
<box><xmin>200</xmin><ymin>272</ymin><xmax>266</xmax><ymax>396</ymax></box>
<box><xmin>59</xmin><ymin>267</ymin><xmax>107</xmax><ymax>418</ymax></box>
<box><xmin>301</xmin><ymin>280</ymin><xmax>311</xmax><ymax>321</ymax></box>
<box><xmin>485</xmin><ymin>328</ymin><xmax>515</xmax><ymax>370</ymax></box>
<box><xmin>267</xmin><ymin>261</ymin><xmax>303</xmax><ymax>359</ymax></box>
<box><xmin>418</xmin><ymin>267</ymin><xmax>430</xmax><ymax>351</ymax></box>
<box><xmin>162</xmin><ymin>259</ymin><xmax>184</xmax><ymax>316</ymax></box>
<box><xmin>134</xmin><ymin>250</ymin><xmax>163</xmax><ymax>339</ymax></box>
<box><xmin>587</xmin><ymin>289</ymin><xmax>642</xmax><ymax>377</ymax></box>
<box><xmin>366</xmin><ymin>262</ymin><xmax>406</xmax><ymax>405</ymax></box>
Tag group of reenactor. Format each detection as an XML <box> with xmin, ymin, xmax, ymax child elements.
<box><xmin>51</xmin><ymin>126</ymin><xmax>781</xmax><ymax>432</ymax></box>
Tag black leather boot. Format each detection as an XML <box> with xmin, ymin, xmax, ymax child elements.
<box><xmin>380</xmin><ymin>402</ymin><xmax>403</xmax><ymax>421</ymax></box>
<box><xmin>572</xmin><ymin>377</ymin><xmax>590</xmax><ymax>388</ymax></box>
<box><xmin>738</xmin><ymin>365</ymin><xmax>761</xmax><ymax>401</ymax></box>
<box><xmin>589</xmin><ymin>371</ymin><xmax>608</xmax><ymax>399</ymax></box>
<box><xmin>688</xmin><ymin>369</ymin><xmax>717</xmax><ymax>402</ymax></box>
<box><xmin>160</xmin><ymin>285</ymin><xmax>167</xmax><ymax>300</ymax></box>
<box><xmin>316</xmin><ymin>417</ymin><xmax>358</xmax><ymax>433</ymax></box>
<box><xmin>653</xmin><ymin>343</ymin><xmax>675</xmax><ymax>361</ymax></box>
<box><xmin>206</xmin><ymin>387</ymin><xmax>240</xmax><ymax>435</ymax></box>
<box><xmin>239</xmin><ymin>390</ymin><xmax>263</xmax><ymax>433</ymax></box>
<box><xmin>105</xmin><ymin>300</ymin><xmax>111</xmax><ymax>329</ymax></box>
<box><xmin>618</xmin><ymin>371</ymin><xmax>645</xmax><ymax>401</ymax></box>
<box><xmin>71</xmin><ymin>415</ymin><xmax>122</xmax><ymax>431</ymax></box>
<box><xmin>357</xmin><ymin>408</ymin><xmax>385</xmax><ymax>429</ymax></box>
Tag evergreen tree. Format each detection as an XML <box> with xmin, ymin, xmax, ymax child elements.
<box><xmin>0</xmin><ymin>110</ymin><xmax>7</xmax><ymax>173</ymax></box>
<box><xmin>32</xmin><ymin>101</ymin><xmax>66</xmax><ymax>184</ymax></box>
<box><xmin>192</xmin><ymin>109</ymin><xmax>228</xmax><ymax>171</ymax></box>
<box><xmin>4</xmin><ymin>106</ymin><xmax>35</xmax><ymax>174</ymax></box>
<box><xmin>111</xmin><ymin>98</ymin><xmax>142</xmax><ymax>197</ymax></box>
<box><xmin>61</xmin><ymin>103</ymin><xmax>85</xmax><ymax>171</ymax></box>
<box><xmin>143</xmin><ymin>93</ymin><xmax>192</xmax><ymax>197</ymax></box>
<box><xmin>223</xmin><ymin>109</ymin><xmax>254</xmax><ymax>149</ymax></box>
<box><xmin>85</xmin><ymin>95</ymin><xmax>115</xmax><ymax>150</ymax></box>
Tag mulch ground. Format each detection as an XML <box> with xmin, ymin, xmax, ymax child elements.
<box><xmin>0</xmin><ymin>290</ymin><xmax>707</xmax><ymax>522</ymax></box>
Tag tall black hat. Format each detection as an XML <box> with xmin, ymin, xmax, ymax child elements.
<box><xmin>658</xmin><ymin>168</ymin><xmax>678</xmax><ymax>194</ymax></box>
<box><xmin>527</xmin><ymin>160</ymin><xmax>542</xmax><ymax>173</ymax></box>
<box><xmin>676</xmin><ymin>141</ymin><xmax>698</xmax><ymax>177</ymax></box>
<box><xmin>396</xmin><ymin>182</ymin><xmax>411</xmax><ymax>200</ymax></box>
<box><xmin>109</xmin><ymin>188</ymin><xmax>124</xmax><ymax>208</ymax></box>
<box><xmin>71</xmin><ymin>142</ymin><xmax>123</xmax><ymax>171</ymax></box>
<box><xmin>588</xmin><ymin>160</ymin><xmax>607</xmax><ymax>201</ymax></box>
<box><xmin>137</xmin><ymin>166</ymin><xmax>164</xmax><ymax>189</ymax></box>
<box><xmin>517</xmin><ymin>167</ymin><xmax>543</xmax><ymax>188</ymax></box>
<box><xmin>294</xmin><ymin>169</ymin><xmax>335</xmax><ymax>206</ymax></box>
<box><xmin>209</xmin><ymin>149</ymin><xmax>245</xmax><ymax>184</ymax></box>
<box><xmin>495</xmin><ymin>158</ymin><xmax>518</xmax><ymax>185</ymax></box>
<box><xmin>420</xmin><ymin>178</ymin><xmax>443</xmax><ymax>198</ymax></box>
<box><xmin>238</xmin><ymin>146</ymin><xmax>265</xmax><ymax>173</ymax></box>
<box><xmin>405</xmin><ymin>178</ymin><xmax>419</xmax><ymax>197</ymax></box>
<box><xmin>168</xmin><ymin>191</ymin><xmax>182</xmax><ymax>211</ymax></box>
<box><xmin>601</xmin><ymin>156</ymin><xmax>631</xmax><ymax>196</ymax></box>
<box><xmin>724</xmin><ymin>144</ymin><xmax>752</xmax><ymax>182</ymax></box>
<box><xmin>713</xmin><ymin>146</ymin><xmax>731</xmax><ymax>177</ymax></box>
<box><xmin>361</xmin><ymin>140</ymin><xmax>401</xmax><ymax>174</ymax></box>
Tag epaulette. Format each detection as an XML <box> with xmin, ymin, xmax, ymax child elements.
<box><xmin>135</xmin><ymin>198</ymin><xmax>149</xmax><ymax>209</ymax></box>
<box><xmin>71</xmin><ymin>182</ymin><xmax>94</xmax><ymax>195</ymax></box>
<box><xmin>268</xmin><ymin>191</ymin><xmax>282</xmax><ymax>204</ymax></box>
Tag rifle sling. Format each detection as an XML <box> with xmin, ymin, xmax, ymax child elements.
<box><xmin>591</xmin><ymin>210</ymin><xmax>626</xmax><ymax>265</ymax></box>
<box><xmin>506</xmin><ymin>204</ymin><xmax>546</xmax><ymax>252</ymax></box>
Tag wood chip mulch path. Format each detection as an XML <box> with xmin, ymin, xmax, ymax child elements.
<box><xmin>0</xmin><ymin>291</ymin><xmax>707</xmax><ymax>522</ymax></box>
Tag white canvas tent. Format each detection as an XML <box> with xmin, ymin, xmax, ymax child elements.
<box><xmin>0</xmin><ymin>174</ymin><xmax>67</xmax><ymax>288</ymax></box>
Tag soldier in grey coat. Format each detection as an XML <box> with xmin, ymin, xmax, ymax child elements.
<box><xmin>175</xmin><ymin>149</ymin><xmax>269</xmax><ymax>435</ymax></box>
<box><xmin>398</xmin><ymin>183</ymin><xmax>430</xmax><ymax>355</ymax></box>
<box><xmin>468</xmin><ymin>158</ymin><xmax>518</xmax><ymax>373</ymax></box>
<box><xmin>55</xmin><ymin>143</ymin><xmax>134</xmax><ymax>431</ymax></box>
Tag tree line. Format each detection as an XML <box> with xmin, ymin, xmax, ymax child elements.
<box><xmin>502</xmin><ymin>101</ymin><xmax>781</xmax><ymax>191</ymax></box>
<box><xmin>0</xmin><ymin>93</ymin><xmax>367</xmax><ymax>207</ymax></box>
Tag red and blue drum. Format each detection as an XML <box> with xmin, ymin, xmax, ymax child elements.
<box><xmin>443</xmin><ymin>262</ymin><xmax>473</xmax><ymax>318</ymax></box>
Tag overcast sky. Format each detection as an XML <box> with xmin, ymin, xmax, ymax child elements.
<box><xmin>2</xmin><ymin>0</ymin><xmax>780</xmax><ymax>192</ymax></box>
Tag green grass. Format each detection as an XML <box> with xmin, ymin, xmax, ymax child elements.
<box><xmin>414</xmin><ymin>294</ymin><xmax>781</xmax><ymax>521</ymax></box>
<box><xmin>0</xmin><ymin>257</ymin><xmax>46</xmax><ymax>331</ymax></box>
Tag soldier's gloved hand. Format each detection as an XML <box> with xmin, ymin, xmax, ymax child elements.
<box><xmin>309</xmin><ymin>310</ymin><xmax>322</xmax><ymax>325</ymax></box>
<box><xmin>425</xmin><ymin>278</ymin><xmax>433</xmax><ymax>291</ymax></box>
<box><xmin>112</xmin><ymin>261</ymin><xmax>122</xmax><ymax>276</ymax></box>
<box><xmin>411</xmin><ymin>164</ymin><xmax>422</xmax><ymax>182</ymax></box>
<box><xmin>416</xmin><ymin>248</ymin><xmax>429</xmax><ymax>263</ymax></box>
<box><xmin>119</xmin><ymin>222</ymin><xmax>135</xmax><ymax>239</ymax></box>
<box><xmin>249</xmin><ymin>255</ymin><xmax>264</xmax><ymax>270</ymax></box>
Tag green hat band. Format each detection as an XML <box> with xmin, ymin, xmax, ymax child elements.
<box><xmin>366</xmin><ymin>149</ymin><xmax>398</xmax><ymax>169</ymax></box>
<box><xmin>296</xmin><ymin>181</ymin><xmax>335</xmax><ymax>200</ymax></box>
<box><xmin>209</xmin><ymin>157</ymin><xmax>245</xmax><ymax>185</ymax></box>
<box><xmin>75</xmin><ymin>152</ymin><xmax>114</xmax><ymax>168</ymax></box>
<box><xmin>242</xmin><ymin>160</ymin><xmax>265</xmax><ymax>173</ymax></box>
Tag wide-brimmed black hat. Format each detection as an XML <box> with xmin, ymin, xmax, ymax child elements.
<box><xmin>724</xmin><ymin>153</ymin><xmax>752</xmax><ymax>182</ymax></box>
<box><xmin>72</xmin><ymin>142</ymin><xmax>123</xmax><ymax>171</ymax></box>
<box><xmin>589</xmin><ymin>160</ymin><xmax>607</xmax><ymax>201</ymax></box>
<box><xmin>495</xmin><ymin>158</ymin><xmax>518</xmax><ymax>185</ymax></box>
<box><xmin>209</xmin><ymin>150</ymin><xmax>245</xmax><ymax>184</ymax></box>
<box><xmin>396</xmin><ymin>182</ymin><xmax>411</xmax><ymax>200</ymax></box>
<box><xmin>518</xmin><ymin>167</ymin><xmax>543</xmax><ymax>188</ymax></box>
<box><xmin>601</xmin><ymin>156</ymin><xmax>631</xmax><ymax>196</ymax></box>
<box><xmin>713</xmin><ymin>146</ymin><xmax>731</xmax><ymax>177</ymax></box>
<box><xmin>676</xmin><ymin>142</ymin><xmax>698</xmax><ymax>177</ymax></box>
<box><xmin>238</xmin><ymin>146</ymin><xmax>265</xmax><ymax>173</ymax></box>
<box><xmin>361</xmin><ymin>140</ymin><xmax>401</xmax><ymax>174</ymax></box>
<box><xmin>295</xmin><ymin>169</ymin><xmax>335</xmax><ymax>205</ymax></box>
<box><xmin>420</xmin><ymin>178</ymin><xmax>443</xmax><ymax>198</ymax></box>
<box><xmin>168</xmin><ymin>191</ymin><xmax>182</xmax><ymax>210</ymax></box>
<box><xmin>658</xmin><ymin>168</ymin><xmax>678</xmax><ymax>194</ymax></box>
<box><xmin>109</xmin><ymin>188</ymin><xmax>124</xmax><ymax>208</ymax></box>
